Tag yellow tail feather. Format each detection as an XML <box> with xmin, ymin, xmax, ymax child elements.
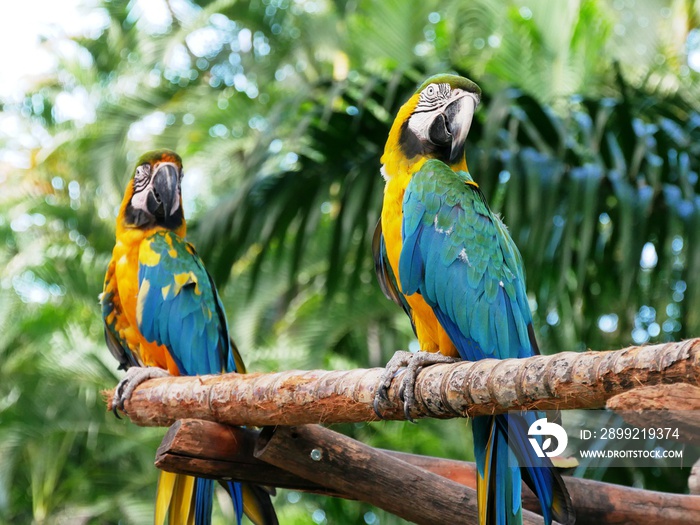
<box><xmin>156</xmin><ymin>472</ymin><xmax>176</xmax><ymax>525</ymax></box>
<box><xmin>476</xmin><ymin>424</ymin><xmax>495</xmax><ymax>525</ymax></box>
<box><xmin>155</xmin><ymin>471</ymin><xmax>196</xmax><ymax>525</ymax></box>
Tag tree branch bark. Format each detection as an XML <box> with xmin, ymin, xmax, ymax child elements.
<box><xmin>108</xmin><ymin>339</ymin><xmax>700</xmax><ymax>428</ymax></box>
<box><xmin>606</xmin><ymin>383</ymin><xmax>700</xmax><ymax>443</ymax></box>
<box><xmin>157</xmin><ymin>419</ymin><xmax>700</xmax><ymax>525</ymax></box>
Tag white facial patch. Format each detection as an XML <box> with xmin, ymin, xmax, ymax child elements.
<box><xmin>133</xmin><ymin>164</ymin><xmax>150</xmax><ymax>191</ymax></box>
<box><xmin>130</xmin><ymin>182</ymin><xmax>152</xmax><ymax>211</ymax></box>
<box><xmin>407</xmin><ymin>111</ymin><xmax>437</xmax><ymax>141</ymax></box>
<box><xmin>130</xmin><ymin>163</ymin><xmax>153</xmax><ymax>212</ymax></box>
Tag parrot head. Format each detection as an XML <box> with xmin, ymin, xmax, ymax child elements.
<box><xmin>382</xmin><ymin>74</ymin><xmax>481</xmax><ymax>176</ymax></box>
<box><xmin>121</xmin><ymin>149</ymin><xmax>184</xmax><ymax>231</ymax></box>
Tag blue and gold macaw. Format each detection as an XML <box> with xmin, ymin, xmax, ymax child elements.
<box><xmin>101</xmin><ymin>150</ymin><xmax>277</xmax><ymax>525</ymax></box>
<box><xmin>373</xmin><ymin>75</ymin><xmax>575</xmax><ymax>525</ymax></box>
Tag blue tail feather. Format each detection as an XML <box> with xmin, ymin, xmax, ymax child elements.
<box><xmin>473</xmin><ymin>416</ymin><xmax>522</xmax><ymax>525</ymax></box>
<box><xmin>228</xmin><ymin>480</ymin><xmax>244</xmax><ymax>525</ymax></box>
<box><xmin>474</xmin><ymin>412</ymin><xmax>574</xmax><ymax>525</ymax></box>
<box><xmin>496</xmin><ymin>413</ymin><xmax>574</xmax><ymax>525</ymax></box>
<box><xmin>193</xmin><ymin>478</ymin><xmax>243</xmax><ymax>525</ymax></box>
<box><xmin>194</xmin><ymin>478</ymin><xmax>214</xmax><ymax>525</ymax></box>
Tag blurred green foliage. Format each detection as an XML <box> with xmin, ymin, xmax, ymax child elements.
<box><xmin>2</xmin><ymin>0</ymin><xmax>700</xmax><ymax>523</ymax></box>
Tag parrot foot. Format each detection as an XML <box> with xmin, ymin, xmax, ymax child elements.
<box><xmin>112</xmin><ymin>366</ymin><xmax>170</xmax><ymax>418</ymax></box>
<box><xmin>373</xmin><ymin>350</ymin><xmax>459</xmax><ymax>422</ymax></box>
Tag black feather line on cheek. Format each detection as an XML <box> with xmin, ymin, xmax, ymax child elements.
<box><xmin>124</xmin><ymin>204</ymin><xmax>155</xmax><ymax>229</ymax></box>
<box><xmin>399</xmin><ymin>120</ymin><xmax>425</xmax><ymax>159</ymax></box>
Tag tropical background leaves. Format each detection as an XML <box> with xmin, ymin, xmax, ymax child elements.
<box><xmin>2</xmin><ymin>0</ymin><xmax>700</xmax><ymax>523</ymax></box>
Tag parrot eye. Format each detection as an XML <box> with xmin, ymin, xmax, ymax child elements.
<box><xmin>417</xmin><ymin>83</ymin><xmax>450</xmax><ymax>112</ymax></box>
<box><xmin>134</xmin><ymin>164</ymin><xmax>151</xmax><ymax>191</ymax></box>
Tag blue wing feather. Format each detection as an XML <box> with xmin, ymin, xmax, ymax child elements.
<box><xmin>137</xmin><ymin>232</ymin><xmax>234</xmax><ymax>375</ymax></box>
<box><xmin>400</xmin><ymin>230</ymin><xmax>424</xmax><ymax>297</ymax></box>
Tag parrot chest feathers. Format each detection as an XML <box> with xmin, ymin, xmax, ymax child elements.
<box><xmin>107</xmin><ymin>227</ymin><xmax>183</xmax><ymax>371</ymax></box>
<box><xmin>380</xmin><ymin>161</ymin><xmax>459</xmax><ymax>357</ymax></box>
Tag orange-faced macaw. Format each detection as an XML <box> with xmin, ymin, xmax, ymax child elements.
<box><xmin>101</xmin><ymin>150</ymin><xmax>277</xmax><ymax>525</ymax></box>
<box><xmin>373</xmin><ymin>75</ymin><xmax>575</xmax><ymax>525</ymax></box>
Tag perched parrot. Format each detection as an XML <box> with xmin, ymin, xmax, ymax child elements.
<box><xmin>373</xmin><ymin>75</ymin><xmax>575</xmax><ymax>525</ymax></box>
<box><xmin>101</xmin><ymin>150</ymin><xmax>277</xmax><ymax>525</ymax></box>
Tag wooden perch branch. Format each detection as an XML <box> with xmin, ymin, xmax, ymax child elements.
<box><xmin>606</xmin><ymin>383</ymin><xmax>700</xmax><ymax>443</ymax></box>
<box><xmin>157</xmin><ymin>420</ymin><xmax>700</xmax><ymax>525</ymax></box>
<box><xmin>109</xmin><ymin>339</ymin><xmax>700</xmax><ymax>427</ymax></box>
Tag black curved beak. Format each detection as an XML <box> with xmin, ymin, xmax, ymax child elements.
<box><xmin>425</xmin><ymin>92</ymin><xmax>477</xmax><ymax>165</ymax></box>
<box><xmin>151</xmin><ymin>163</ymin><xmax>181</xmax><ymax>218</ymax></box>
<box><xmin>443</xmin><ymin>94</ymin><xmax>477</xmax><ymax>164</ymax></box>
